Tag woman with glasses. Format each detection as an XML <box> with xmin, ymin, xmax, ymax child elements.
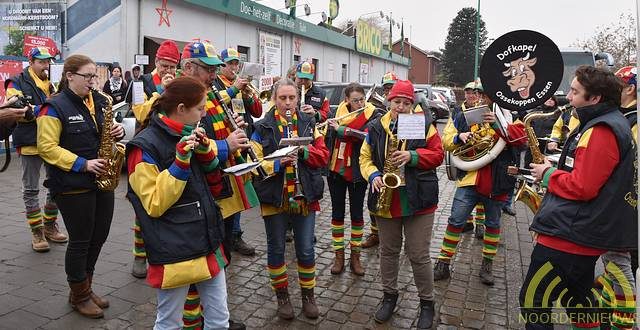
<box><xmin>37</xmin><ymin>54</ymin><xmax>125</xmax><ymax>319</ymax></box>
<box><xmin>324</xmin><ymin>82</ymin><xmax>380</xmax><ymax>276</ymax></box>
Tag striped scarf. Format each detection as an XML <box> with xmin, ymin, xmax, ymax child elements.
<box><xmin>274</xmin><ymin>111</ymin><xmax>302</xmax><ymax>210</ymax></box>
<box><xmin>152</xmin><ymin>72</ymin><xmax>164</xmax><ymax>94</ymax></box>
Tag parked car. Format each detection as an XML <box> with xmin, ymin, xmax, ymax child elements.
<box><xmin>412</xmin><ymin>84</ymin><xmax>449</xmax><ymax>121</ymax></box>
<box><xmin>433</xmin><ymin>86</ymin><xmax>457</xmax><ymax>108</ymax></box>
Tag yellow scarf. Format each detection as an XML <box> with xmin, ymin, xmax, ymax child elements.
<box><xmin>28</xmin><ymin>67</ymin><xmax>51</xmax><ymax>97</ymax></box>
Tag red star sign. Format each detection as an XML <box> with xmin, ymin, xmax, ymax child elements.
<box><xmin>156</xmin><ymin>0</ymin><xmax>172</xmax><ymax>27</ymax></box>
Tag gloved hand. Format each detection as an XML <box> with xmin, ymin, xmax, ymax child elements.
<box><xmin>193</xmin><ymin>127</ymin><xmax>211</xmax><ymax>154</ymax></box>
<box><xmin>175</xmin><ymin>135</ymin><xmax>197</xmax><ymax>166</ymax></box>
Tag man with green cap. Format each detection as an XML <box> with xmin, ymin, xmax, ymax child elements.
<box><xmin>5</xmin><ymin>46</ymin><xmax>67</xmax><ymax>252</ymax></box>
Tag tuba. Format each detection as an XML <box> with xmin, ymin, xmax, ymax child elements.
<box><xmin>93</xmin><ymin>88</ymin><xmax>126</xmax><ymax>191</ymax></box>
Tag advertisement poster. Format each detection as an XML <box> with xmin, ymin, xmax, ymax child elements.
<box><xmin>259</xmin><ymin>31</ymin><xmax>282</xmax><ymax>77</ymax></box>
<box><xmin>0</xmin><ymin>2</ymin><xmax>63</xmax><ymax>56</ymax></box>
<box><xmin>0</xmin><ymin>60</ymin><xmax>26</xmax><ymax>103</ymax></box>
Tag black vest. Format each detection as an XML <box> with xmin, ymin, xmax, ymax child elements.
<box><xmin>451</xmin><ymin>108</ymin><xmax>519</xmax><ymax>195</ymax></box>
<box><xmin>5</xmin><ymin>68</ymin><xmax>52</xmax><ymax>147</ymax></box>
<box><xmin>43</xmin><ymin>89</ymin><xmax>107</xmax><ymax>195</ymax></box>
<box><xmin>365</xmin><ymin>112</ymin><xmax>440</xmax><ymax>213</ymax></box>
<box><xmin>531</xmin><ymin>103</ymin><xmax>638</xmax><ymax>251</ymax></box>
<box><xmin>252</xmin><ymin>108</ymin><xmax>324</xmax><ymax>206</ymax></box>
<box><xmin>126</xmin><ymin>114</ymin><xmax>224</xmax><ymax>265</ymax></box>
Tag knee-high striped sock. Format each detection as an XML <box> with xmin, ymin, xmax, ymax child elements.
<box><xmin>474</xmin><ymin>204</ymin><xmax>485</xmax><ymax>226</ymax></box>
<box><xmin>466</xmin><ymin>215</ymin><xmax>474</xmax><ymax>224</ymax></box>
<box><xmin>182</xmin><ymin>284</ymin><xmax>202</xmax><ymax>330</ymax></box>
<box><xmin>438</xmin><ymin>224</ymin><xmax>464</xmax><ymax>261</ymax></box>
<box><xmin>331</xmin><ymin>218</ymin><xmax>345</xmax><ymax>251</ymax></box>
<box><xmin>611</xmin><ymin>293</ymin><xmax>636</xmax><ymax>329</ymax></box>
<box><xmin>26</xmin><ymin>208</ymin><xmax>43</xmax><ymax>230</ymax></box>
<box><xmin>42</xmin><ymin>204</ymin><xmax>58</xmax><ymax>224</ymax></box>
<box><xmin>268</xmin><ymin>263</ymin><xmax>288</xmax><ymax>290</ymax></box>
<box><xmin>482</xmin><ymin>227</ymin><xmax>500</xmax><ymax>260</ymax></box>
<box><xmin>297</xmin><ymin>261</ymin><xmax>316</xmax><ymax>289</ymax></box>
<box><xmin>133</xmin><ymin>217</ymin><xmax>146</xmax><ymax>258</ymax></box>
<box><xmin>350</xmin><ymin>218</ymin><xmax>364</xmax><ymax>253</ymax></box>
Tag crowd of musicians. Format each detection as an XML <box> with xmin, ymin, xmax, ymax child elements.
<box><xmin>0</xmin><ymin>39</ymin><xmax>638</xmax><ymax>330</ymax></box>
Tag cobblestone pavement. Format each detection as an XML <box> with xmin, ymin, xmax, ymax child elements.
<box><xmin>0</xmin><ymin>143</ymin><xmax>536</xmax><ymax>329</ymax></box>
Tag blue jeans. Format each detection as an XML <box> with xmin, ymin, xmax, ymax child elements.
<box><xmin>263</xmin><ymin>212</ymin><xmax>316</xmax><ymax>267</ymax></box>
<box><xmin>449</xmin><ymin>186</ymin><xmax>504</xmax><ymax>229</ymax></box>
<box><xmin>232</xmin><ymin>213</ymin><xmax>241</xmax><ymax>235</ymax></box>
<box><xmin>154</xmin><ymin>270</ymin><xmax>229</xmax><ymax>330</ymax></box>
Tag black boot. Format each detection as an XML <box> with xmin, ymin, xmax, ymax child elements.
<box><xmin>228</xmin><ymin>319</ymin><xmax>246</xmax><ymax>330</ymax></box>
<box><xmin>374</xmin><ymin>292</ymin><xmax>398</xmax><ymax>323</ymax></box>
<box><xmin>433</xmin><ymin>260</ymin><xmax>450</xmax><ymax>281</ymax></box>
<box><xmin>462</xmin><ymin>222</ymin><xmax>474</xmax><ymax>233</ymax></box>
<box><xmin>480</xmin><ymin>258</ymin><xmax>494</xmax><ymax>286</ymax></box>
<box><xmin>232</xmin><ymin>231</ymin><xmax>256</xmax><ymax>256</ymax></box>
<box><xmin>417</xmin><ymin>300</ymin><xmax>435</xmax><ymax>329</ymax></box>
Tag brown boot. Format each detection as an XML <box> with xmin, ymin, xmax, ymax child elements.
<box><xmin>69</xmin><ymin>279</ymin><xmax>104</xmax><ymax>318</ymax></box>
<box><xmin>301</xmin><ymin>288</ymin><xmax>319</xmax><ymax>319</ymax></box>
<box><xmin>361</xmin><ymin>233</ymin><xmax>379</xmax><ymax>248</ymax></box>
<box><xmin>350</xmin><ymin>251</ymin><xmax>365</xmax><ymax>276</ymax></box>
<box><xmin>31</xmin><ymin>227</ymin><xmax>50</xmax><ymax>252</ymax></box>
<box><xmin>330</xmin><ymin>250</ymin><xmax>345</xmax><ymax>274</ymax></box>
<box><xmin>43</xmin><ymin>222</ymin><xmax>68</xmax><ymax>243</ymax></box>
<box><xmin>87</xmin><ymin>274</ymin><xmax>109</xmax><ymax>308</ymax></box>
<box><xmin>275</xmin><ymin>287</ymin><xmax>294</xmax><ymax>320</ymax></box>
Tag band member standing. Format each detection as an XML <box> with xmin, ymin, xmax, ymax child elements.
<box><xmin>127</xmin><ymin>77</ymin><xmax>230</xmax><ymax>329</ymax></box>
<box><xmin>213</xmin><ymin>47</ymin><xmax>265</xmax><ymax>256</ymax></box>
<box><xmin>359</xmin><ymin>80</ymin><xmax>443</xmax><ymax>328</ymax></box>
<box><xmin>295</xmin><ymin>61</ymin><xmax>330</xmax><ymax>122</ymax></box>
<box><xmin>37</xmin><ymin>54</ymin><xmax>125</xmax><ymax>318</ymax></box>
<box><xmin>250</xmin><ymin>79</ymin><xmax>328</xmax><ymax>320</ymax></box>
<box><xmin>5</xmin><ymin>46</ymin><xmax>68</xmax><ymax>252</ymax></box>
<box><xmin>325</xmin><ymin>83</ymin><xmax>378</xmax><ymax>276</ymax></box>
<box><xmin>546</xmin><ymin>102</ymin><xmax>580</xmax><ymax>152</ymax></box>
<box><xmin>361</xmin><ymin>71</ymin><xmax>397</xmax><ymax>249</ymax></box>
<box><xmin>130</xmin><ymin>39</ymin><xmax>181</xmax><ymax>278</ymax></box>
<box><xmin>434</xmin><ymin>85</ymin><xmax>526</xmax><ymax>286</ymax></box>
<box><xmin>520</xmin><ymin>66</ymin><xmax>637</xmax><ymax>329</ymax></box>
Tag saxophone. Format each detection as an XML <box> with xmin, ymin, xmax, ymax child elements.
<box><xmin>375</xmin><ymin>130</ymin><xmax>403</xmax><ymax>212</ymax></box>
<box><xmin>93</xmin><ymin>88</ymin><xmax>126</xmax><ymax>191</ymax></box>
<box><xmin>514</xmin><ymin>105</ymin><xmax>573</xmax><ymax>213</ymax></box>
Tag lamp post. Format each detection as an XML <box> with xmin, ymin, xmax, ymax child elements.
<box><xmin>473</xmin><ymin>0</ymin><xmax>480</xmax><ymax>81</ymax></box>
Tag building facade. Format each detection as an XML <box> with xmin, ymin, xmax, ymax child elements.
<box><xmin>392</xmin><ymin>38</ymin><xmax>440</xmax><ymax>84</ymax></box>
<box><xmin>62</xmin><ymin>0</ymin><xmax>409</xmax><ymax>84</ymax></box>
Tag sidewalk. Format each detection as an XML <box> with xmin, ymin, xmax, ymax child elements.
<box><xmin>0</xmin><ymin>156</ymin><xmax>535</xmax><ymax>329</ymax></box>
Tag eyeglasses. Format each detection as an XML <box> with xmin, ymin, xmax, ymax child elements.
<box><xmin>73</xmin><ymin>72</ymin><xmax>99</xmax><ymax>81</ymax></box>
<box><xmin>191</xmin><ymin>61</ymin><xmax>218</xmax><ymax>74</ymax></box>
<box><xmin>350</xmin><ymin>97</ymin><xmax>365</xmax><ymax>103</ymax></box>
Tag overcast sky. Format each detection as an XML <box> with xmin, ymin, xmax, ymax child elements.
<box><xmin>257</xmin><ymin>0</ymin><xmax>635</xmax><ymax>52</ymax></box>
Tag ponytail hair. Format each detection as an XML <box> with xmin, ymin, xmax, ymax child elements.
<box><xmin>140</xmin><ymin>76</ymin><xmax>207</xmax><ymax>130</ymax></box>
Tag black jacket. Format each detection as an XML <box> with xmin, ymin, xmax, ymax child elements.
<box><xmin>531</xmin><ymin>102</ymin><xmax>637</xmax><ymax>251</ymax></box>
<box><xmin>102</xmin><ymin>79</ymin><xmax>128</xmax><ymax>103</ymax></box>
<box><xmin>42</xmin><ymin>89</ymin><xmax>108</xmax><ymax>195</ymax></box>
<box><xmin>126</xmin><ymin>113</ymin><xmax>225</xmax><ymax>265</ymax></box>
<box><xmin>4</xmin><ymin>68</ymin><xmax>53</xmax><ymax>147</ymax></box>
<box><xmin>252</xmin><ymin>109</ymin><xmax>325</xmax><ymax>206</ymax></box>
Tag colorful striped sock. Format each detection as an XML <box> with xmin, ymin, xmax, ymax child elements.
<box><xmin>42</xmin><ymin>203</ymin><xmax>58</xmax><ymax>224</ymax></box>
<box><xmin>482</xmin><ymin>226</ymin><xmax>500</xmax><ymax>260</ymax></box>
<box><xmin>466</xmin><ymin>215</ymin><xmax>474</xmax><ymax>224</ymax></box>
<box><xmin>474</xmin><ymin>203</ymin><xmax>485</xmax><ymax>226</ymax></box>
<box><xmin>268</xmin><ymin>263</ymin><xmax>288</xmax><ymax>290</ymax></box>
<box><xmin>438</xmin><ymin>224</ymin><xmax>463</xmax><ymax>261</ymax></box>
<box><xmin>350</xmin><ymin>218</ymin><xmax>364</xmax><ymax>253</ymax></box>
<box><xmin>182</xmin><ymin>284</ymin><xmax>202</xmax><ymax>330</ymax></box>
<box><xmin>331</xmin><ymin>218</ymin><xmax>345</xmax><ymax>251</ymax></box>
<box><xmin>133</xmin><ymin>217</ymin><xmax>146</xmax><ymax>258</ymax></box>
<box><xmin>612</xmin><ymin>293</ymin><xmax>635</xmax><ymax>329</ymax></box>
<box><xmin>297</xmin><ymin>261</ymin><xmax>316</xmax><ymax>289</ymax></box>
<box><xmin>26</xmin><ymin>208</ymin><xmax>43</xmax><ymax>230</ymax></box>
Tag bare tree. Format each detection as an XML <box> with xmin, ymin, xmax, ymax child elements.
<box><xmin>572</xmin><ymin>12</ymin><xmax>636</xmax><ymax>70</ymax></box>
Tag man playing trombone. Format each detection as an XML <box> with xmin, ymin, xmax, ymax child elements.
<box><xmin>249</xmin><ymin>78</ymin><xmax>328</xmax><ymax>320</ymax></box>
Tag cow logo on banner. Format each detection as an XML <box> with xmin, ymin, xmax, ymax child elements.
<box><xmin>480</xmin><ymin>30</ymin><xmax>563</xmax><ymax>111</ymax></box>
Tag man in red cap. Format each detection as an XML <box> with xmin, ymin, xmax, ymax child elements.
<box><xmin>360</xmin><ymin>79</ymin><xmax>443</xmax><ymax>329</ymax></box>
<box><xmin>5</xmin><ymin>46</ymin><xmax>67</xmax><ymax>252</ymax></box>
<box><xmin>131</xmin><ymin>39</ymin><xmax>181</xmax><ymax>279</ymax></box>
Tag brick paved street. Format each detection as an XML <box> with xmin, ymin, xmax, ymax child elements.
<box><xmin>0</xmin><ymin>141</ymin><xmax>537</xmax><ymax>329</ymax></box>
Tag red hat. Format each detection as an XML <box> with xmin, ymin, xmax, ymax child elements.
<box><xmin>387</xmin><ymin>79</ymin><xmax>414</xmax><ymax>103</ymax></box>
<box><xmin>156</xmin><ymin>40</ymin><xmax>180</xmax><ymax>64</ymax></box>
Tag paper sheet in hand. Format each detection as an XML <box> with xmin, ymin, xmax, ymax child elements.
<box><xmin>239</xmin><ymin>62</ymin><xmax>264</xmax><ymax>78</ymax></box>
<box><xmin>132</xmin><ymin>81</ymin><xmax>145</xmax><ymax>105</ymax></box>
<box><xmin>49</xmin><ymin>63</ymin><xmax>64</xmax><ymax>84</ymax></box>
<box><xmin>264</xmin><ymin>145</ymin><xmax>299</xmax><ymax>160</ymax></box>
<box><xmin>397</xmin><ymin>113</ymin><xmax>426</xmax><ymax>140</ymax></box>
<box><xmin>463</xmin><ymin>105</ymin><xmax>490</xmax><ymax>126</ymax></box>
<box><xmin>223</xmin><ymin>162</ymin><xmax>261</xmax><ymax>176</ymax></box>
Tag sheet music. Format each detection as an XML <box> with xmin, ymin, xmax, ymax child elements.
<box><xmin>223</xmin><ymin>162</ymin><xmax>261</xmax><ymax>176</ymax></box>
<box><xmin>264</xmin><ymin>145</ymin><xmax>299</xmax><ymax>160</ymax></box>
<box><xmin>132</xmin><ymin>81</ymin><xmax>144</xmax><ymax>105</ymax></box>
<box><xmin>397</xmin><ymin>113</ymin><xmax>426</xmax><ymax>140</ymax></box>
<box><xmin>463</xmin><ymin>105</ymin><xmax>490</xmax><ymax>126</ymax></box>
